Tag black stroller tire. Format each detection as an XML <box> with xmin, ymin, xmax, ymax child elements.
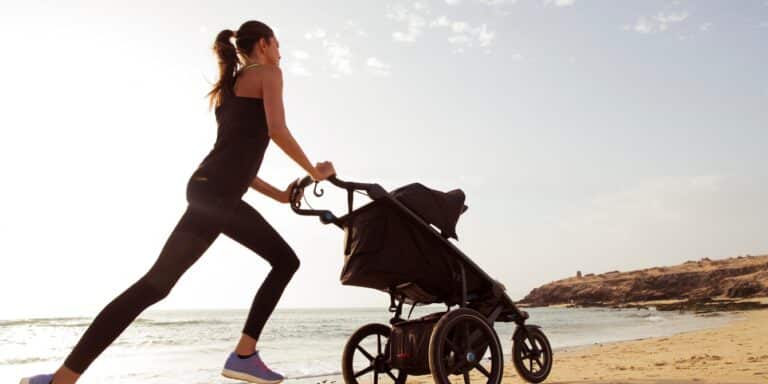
<box><xmin>428</xmin><ymin>308</ymin><xmax>504</xmax><ymax>384</ymax></box>
<box><xmin>342</xmin><ymin>323</ymin><xmax>408</xmax><ymax>384</ymax></box>
<box><xmin>512</xmin><ymin>325</ymin><xmax>553</xmax><ymax>383</ymax></box>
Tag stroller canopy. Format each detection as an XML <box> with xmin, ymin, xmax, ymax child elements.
<box><xmin>389</xmin><ymin>183</ymin><xmax>468</xmax><ymax>240</ymax></box>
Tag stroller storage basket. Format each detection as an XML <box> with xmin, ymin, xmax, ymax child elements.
<box><xmin>388</xmin><ymin>311</ymin><xmax>446</xmax><ymax>375</ymax></box>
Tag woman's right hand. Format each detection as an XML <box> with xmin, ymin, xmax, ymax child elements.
<box><xmin>313</xmin><ymin>161</ymin><xmax>336</xmax><ymax>181</ymax></box>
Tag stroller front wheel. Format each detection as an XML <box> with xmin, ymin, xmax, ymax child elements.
<box><xmin>342</xmin><ymin>322</ymin><xmax>408</xmax><ymax>384</ymax></box>
<box><xmin>428</xmin><ymin>308</ymin><xmax>504</xmax><ymax>384</ymax></box>
<box><xmin>512</xmin><ymin>325</ymin><xmax>553</xmax><ymax>383</ymax></box>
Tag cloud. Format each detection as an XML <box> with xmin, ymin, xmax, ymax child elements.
<box><xmin>387</xmin><ymin>2</ymin><xmax>497</xmax><ymax>52</ymax></box>
<box><xmin>475</xmin><ymin>24</ymin><xmax>495</xmax><ymax>46</ymax></box>
<box><xmin>366</xmin><ymin>57</ymin><xmax>392</xmax><ymax>76</ymax></box>
<box><xmin>322</xmin><ymin>40</ymin><xmax>352</xmax><ymax>77</ymax></box>
<box><xmin>429</xmin><ymin>15</ymin><xmax>496</xmax><ymax>52</ymax></box>
<box><xmin>699</xmin><ymin>22</ymin><xmax>712</xmax><ymax>32</ymax></box>
<box><xmin>445</xmin><ymin>0</ymin><xmax>461</xmax><ymax>4</ymax></box>
<box><xmin>342</xmin><ymin>20</ymin><xmax>368</xmax><ymax>38</ymax></box>
<box><xmin>430</xmin><ymin>15</ymin><xmax>449</xmax><ymax>27</ymax></box>
<box><xmin>292</xmin><ymin>50</ymin><xmax>310</xmax><ymax>60</ymax></box>
<box><xmin>476</xmin><ymin>0</ymin><xmax>517</xmax><ymax>16</ymax></box>
<box><xmin>386</xmin><ymin>2</ymin><xmax>429</xmax><ymax>42</ymax></box>
<box><xmin>287</xmin><ymin>61</ymin><xmax>312</xmax><ymax>77</ymax></box>
<box><xmin>448</xmin><ymin>35</ymin><xmax>471</xmax><ymax>45</ymax></box>
<box><xmin>302</xmin><ymin>26</ymin><xmax>363</xmax><ymax>77</ymax></box>
<box><xmin>622</xmin><ymin>11</ymin><xmax>689</xmax><ymax>34</ymax></box>
<box><xmin>304</xmin><ymin>28</ymin><xmax>327</xmax><ymax>40</ymax></box>
<box><xmin>478</xmin><ymin>0</ymin><xmax>517</xmax><ymax>5</ymax></box>
<box><xmin>285</xmin><ymin>50</ymin><xmax>312</xmax><ymax>77</ymax></box>
<box><xmin>543</xmin><ymin>0</ymin><xmax>575</xmax><ymax>7</ymax></box>
<box><xmin>656</xmin><ymin>12</ymin><xmax>688</xmax><ymax>24</ymax></box>
<box><xmin>452</xmin><ymin>21</ymin><xmax>470</xmax><ymax>33</ymax></box>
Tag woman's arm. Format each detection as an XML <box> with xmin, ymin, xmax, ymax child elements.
<box><xmin>250</xmin><ymin>175</ymin><xmax>291</xmax><ymax>204</ymax></box>
<box><xmin>262</xmin><ymin>64</ymin><xmax>320</xmax><ymax>180</ymax></box>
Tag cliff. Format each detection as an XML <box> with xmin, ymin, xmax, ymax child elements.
<box><xmin>520</xmin><ymin>254</ymin><xmax>768</xmax><ymax>307</ymax></box>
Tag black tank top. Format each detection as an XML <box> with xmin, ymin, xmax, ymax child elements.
<box><xmin>189</xmin><ymin>65</ymin><xmax>270</xmax><ymax>199</ymax></box>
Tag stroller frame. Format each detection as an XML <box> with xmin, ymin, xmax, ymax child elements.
<box><xmin>290</xmin><ymin>174</ymin><xmax>552</xmax><ymax>384</ymax></box>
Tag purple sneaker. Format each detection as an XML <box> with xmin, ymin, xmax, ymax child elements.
<box><xmin>19</xmin><ymin>373</ymin><xmax>54</xmax><ymax>384</ymax></box>
<box><xmin>222</xmin><ymin>350</ymin><xmax>284</xmax><ymax>384</ymax></box>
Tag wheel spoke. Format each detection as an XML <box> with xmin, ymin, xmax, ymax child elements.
<box><xmin>529</xmin><ymin>357</ymin><xmax>533</xmax><ymax>372</ymax></box>
<box><xmin>467</xmin><ymin>329</ymin><xmax>482</xmax><ymax>350</ymax></box>
<box><xmin>357</xmin><ymin>345</ymin><xmax>375</xmax><ymax>361</ymax></box>
<box><xmin>386</xmin><ymin>370</ymin><xmax>397</xmax><ymax>381</ymax></box>
<box><xmin>445</xmin><ymin>337</ymin><xmax>462</xmax><ymax>354</ymax></box>
<box><xmin>374</xmin><ymin>372</ymin><xmax>379</xmax><ymax>384</ymax></box>
<box><xmin>463</xmin><ymin>371</ymin><xmax>470</xmax><ymax>384</ymax></box>
<box><xmin>454</xmin><ymin>359</ymin><xmax>468</xmax><ymax>373</ymax></box>
<box><xmin>463</xmin><ymin>322</ymin><xmax>470</xmax><ymax>352</ymax></box>
<box><xmin>354</xmin><ymin>364</ymin><xmax>375</xmax><ymax>378</ymax></box>
<box><xmin>534</xmin><ymin>356</ymin><xmax>543</xmax><ymax>370</ymax></box>
<box><xmin>472</xmin><ymin>362</ymin><xmax>491</xmax><ymax>377</ymax></box>
<box><xmin>519</xmin><ymin>339</ymin><xmax>531</xmax><ymax>355</ymax></box>
<box><xmin>532</xmin><ymin>338</ymin><xmax>541</xmax><ymax>354</ymax></box>
<box><xmin>377</xmin><ymin>334</ymin><xmax>382</xmax><ymax>355</ymax></box>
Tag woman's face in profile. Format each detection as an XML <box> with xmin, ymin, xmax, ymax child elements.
<box><xmin>262</xmin><ymin>36</ymin><xmax>281</xmax><ymax>66</ymax></box>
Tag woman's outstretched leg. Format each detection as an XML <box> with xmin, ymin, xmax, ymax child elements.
<box><xmin>51</xmin><ymin>206</ymin><xmax>219</xmax><ymax>383</ymax></box>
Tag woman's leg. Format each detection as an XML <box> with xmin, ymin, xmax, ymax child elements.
<box><xmin>56</xmin><ymin>205</ymin><xmax>221</xmax><ymax>381</ymax></box>
<box><xmin>220</xmin><ymin>200</ymin><xmax>300</xmax><ymax>351</ymax></box>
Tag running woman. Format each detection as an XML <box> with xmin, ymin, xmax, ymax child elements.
<box><xmin>20</xmin><ymin>19</ymin><xmax>335</xmax><ymax>384</ymax></box>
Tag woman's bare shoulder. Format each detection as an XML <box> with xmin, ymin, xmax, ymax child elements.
<box><xmin>260</xmin><ymin>63</ymin><xmax>283</xmax><ymax>78</ymax></box>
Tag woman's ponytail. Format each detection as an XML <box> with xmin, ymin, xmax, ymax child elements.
<box><xmin>206</xmin><ymin>29</ymin><xmax>239</xmax><ymax>110</ymax></box>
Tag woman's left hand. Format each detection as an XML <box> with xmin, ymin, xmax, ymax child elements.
<box><xmin>281</xmin><ymin>179</ymin><xmax>303</xmax><ymax>204</ymax></box>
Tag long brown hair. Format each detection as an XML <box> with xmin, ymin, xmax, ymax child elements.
<box><xmin>206</xmin><ymin>20</ymin><xmax>275</xmax><ymax>110</ymax></box>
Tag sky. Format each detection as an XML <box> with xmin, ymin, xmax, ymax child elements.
<box><xmin>0</xmin><ymin>0</ymin><xmax>766</xmax><ymax>320</ymax></box>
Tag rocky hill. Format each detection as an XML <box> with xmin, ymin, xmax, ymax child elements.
<box><xmin>520</xmin><ymin>254</ymin><xmax>768</xmax><ymax>307</ymax></box>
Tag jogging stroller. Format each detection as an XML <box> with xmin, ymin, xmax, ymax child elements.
<box><xmin>289</xmin><ymin>175</ymin><xmax>553</xmax><ymax>384</ymax></box>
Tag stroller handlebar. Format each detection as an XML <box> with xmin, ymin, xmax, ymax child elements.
<box><xmin>289</xmin><ymin>174</ymin><xmax>387</xmax><ymax>227</ymax></box>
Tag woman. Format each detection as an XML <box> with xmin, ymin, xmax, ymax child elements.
<box><xmin>21</xmin><ymin>20</ymin><xmax>335</xmax><ymax>384</ymax></box>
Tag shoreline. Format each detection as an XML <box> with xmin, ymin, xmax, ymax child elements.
<box><xmin>518</xmin><ymin>296</ymin><xmax>768</xmax><ymax>311</ymax></box>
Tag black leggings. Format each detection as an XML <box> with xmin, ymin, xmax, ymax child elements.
<box><xmin>62</xmin><ymin>179</ymin><xmax>300</xmax><ymax>374</ymax></box>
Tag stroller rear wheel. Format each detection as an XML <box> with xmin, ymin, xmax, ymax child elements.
<box><xmin>342</xmin><ymin>323</ymin><xmax>408</xmax><ymax>384</ymax></box>
<box><xmin>428</xmin><ymin>308</ymin><xmax>504</xmax><ymax>384</ymax></box>
<box><xmin>512</xmin><ymin>325</ymin><xmax>553</xmax><ymax>383</ymax></box>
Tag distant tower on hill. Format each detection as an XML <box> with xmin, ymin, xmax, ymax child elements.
<box><xmin>576</xmin><ymin>270</ymin><xmax>582</xmax><ymax>278</ymax></box>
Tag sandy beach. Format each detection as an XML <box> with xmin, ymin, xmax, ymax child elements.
<box><xmin>407</xmin><ymin>305</ymin><xmax>768</xmax><ymax>384</ymax></box>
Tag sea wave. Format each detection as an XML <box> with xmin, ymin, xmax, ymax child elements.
<box><xmin>0</xmin><ymin>318</ymin><xmax>92</xmax><ymax>327</ymax></box>
<box><xmin>132</xmin><ymin>319</ymin><xmax>229</xmax><ymax>327</ymax></box>
<box><xmin>1</xmin><ymin>356</ymin><xmax>56</xmax><ymax>365</ymax></box>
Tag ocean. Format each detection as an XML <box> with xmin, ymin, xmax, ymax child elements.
<box><xmin>1</xmin><ymin>305</ymin><xmax>739</xmax><ymax>383</ymax></box>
